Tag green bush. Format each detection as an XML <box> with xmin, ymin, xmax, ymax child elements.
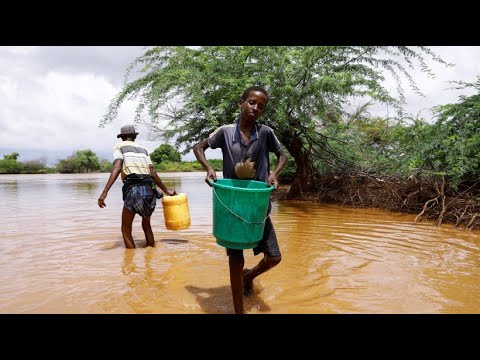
<box><xmin>0</xmin><ymin>159</ymin><xmax>23</xmax><ymax>174</ymax></box>
<box><xmin>56</xmin><ymin>149</ymin><xmax>101</xmax><ymax>173</ymax></box>
<box><xmin>154</xmin><ymin>160</ymin><xmax>223</xmax><ymax>172</ymax></box>
<box><xmin>151</xmin><ymin>144</ymin><xmax>181</xmax><ymax>165</ymax></box>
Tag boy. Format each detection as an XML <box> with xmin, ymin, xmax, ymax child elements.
<box><xmin>194</xmin><ymin>86</ymin><xmax>287</xmax><ymax>314</ymax></box>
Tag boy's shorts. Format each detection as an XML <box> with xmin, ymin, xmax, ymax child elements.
<box><xmin>226</xmin><ymin>201</ymin><xmax>281</xmax><ymax>258</ymax></box>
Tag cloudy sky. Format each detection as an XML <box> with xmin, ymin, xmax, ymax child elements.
<box><xmin>1</xmin><ymin>46</ymin><xmax>479</xmax><ymax>165</ymax></box>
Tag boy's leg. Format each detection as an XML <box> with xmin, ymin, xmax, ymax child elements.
<box><xmin>227</xmin><ymin>248</ymin><xmax>245</xmax><ymax>314</ymax></box>
<box><xmin>142</xmin><ymin>216</ymin><xmax>155</xmax><ymax>247</ymax></box>
<box><xmin>121</xmin><ymin>206</ymin><xmax>136</xmax><ymax>249</ymax></box>
<box><xmin>243</xmin><ymin>217</ymin><xmax>282</xmax><ymax>295</ymax></box>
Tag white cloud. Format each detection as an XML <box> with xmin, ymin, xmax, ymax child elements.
<box><xmin>365</xmin><ymin>46</ymin><xmax>480</xmax><ymax>120</ymax></box>
<box><xmin>0</xmin><ymin>46</ymin><xmax>147</xmax><ymax>164</ymax></box>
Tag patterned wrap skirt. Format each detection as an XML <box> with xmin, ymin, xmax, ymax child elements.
<box><xmin>123</xmin><ymin>184</ymin><xmax>157</xmax><ymax>217</ymax></box>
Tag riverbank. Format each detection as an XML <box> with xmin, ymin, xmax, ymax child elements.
<box><xmin>271</xmin><ymin>184</ymin><xmax>291</xmax><ymax>201</ymax></box>
<box><xmin>275</xmin><ymin>176</ymin><xmax>480</xmax><ymax>231</ymax></box>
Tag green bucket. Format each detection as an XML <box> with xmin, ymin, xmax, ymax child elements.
<box><xmin>210</xmin><ymin>179</ymin><xmax>274</xmax><ymax>250</ymax></box>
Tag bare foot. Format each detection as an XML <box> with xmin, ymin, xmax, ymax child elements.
<box><xmin>242</xmin><ymin>268</ymin><xmax>253</xmax><ymax>296</ymax></box>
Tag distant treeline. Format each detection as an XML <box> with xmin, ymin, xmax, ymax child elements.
<box><xmin>0</xmin><ymin>147</ymin><xmax>224</xmax><ymax>174</ymax></box>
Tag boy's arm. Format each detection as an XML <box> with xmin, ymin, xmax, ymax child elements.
<box><xmin>149</xmin><ymin>165</ymin><xmax>176</xmax><ymax>196</ymax></box>
<box><xmin>98</xmin><ymin>159</ymin><xmax>123</xmax><ymax>208</ymax></box>
<box><xmin>193</xmin><ymin>138</ymin><xmax>217</xmax><ymax>186</ymax></box>
<box><xmin>267</xmin><ymin>149</ymin><xmax>288</xmax><ymax>189</ymax></box>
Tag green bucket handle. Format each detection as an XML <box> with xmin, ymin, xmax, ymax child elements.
<box><xmin>210</xmin><ymin>179</ymin><xmax>274</xmax><ymax>224</ymax></box>
<box><xmin>209</xmin><ymin>179</ymin><xmax>274</xmax><ymax>192</ymax></box>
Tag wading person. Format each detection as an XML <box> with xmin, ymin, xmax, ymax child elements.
<box><xmin>193</xmin><ymin>86</ymin><xmax>288</xmax><ymax>314</ymax></box>
<box><xmin>98</xmin><ymin>124</ymin><xmax>176</xmax><ymax>248</ymax></box>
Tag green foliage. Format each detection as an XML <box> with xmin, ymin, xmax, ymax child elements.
<box><xmin>204</xmin><ymin>159</ymin><xmax>222</xmax><ymax>171</ymax></box>
<box><xmin>150</xmin><ymin>144</ymin><xmax>181</xmax><ymax>165</ymax></box>
<box><xmin>322</xmin><ymin>117</ymin><xmax>404</xmax><ymax>175</ymax></box>
<box><xmin>99</xmin><ymin>159</ymin><xmax>113</xmax><ymax>173</ymax></box>
<box><xmin>100</xmin><ymin>46</ymin><xmax>446</xmax><ymax>192</ymax></box>
<box><xmin>269</xmin><ymin>151</ymin><xmax>296</xmax><ymax>181</ymax></box>
<box><xmin>0</xmin><ymin>153</ymin><xmax>51</xmax><ymax>174</ymax></box>
<box><xmin>0</xmin><ymin>152</ymin><xmax>23</xmax><ymax>174</ymax></box>
<box><xmin>56</xmin><ymin>158</ymin><xmax>76</xmax><ymax>173</ymax></box>
<box><xmin>348</xmin><ymin>76</ymin><xmax>480</xmax><ymax>188</ymax></box>
<box><xmin>56</xmin><ymin>149</ymin><xmax>101</xmax><ymax>173</ymax></box>
<box><xmin>3</xmin><ymin>152</ymin><xmax>19</xmax><ymax>161</ymax></box>
<box><xmin>402</xmin><ymin>77</ymin><xmax>480</xmax><ymax>186</ymax></box>
<box><xmin>74</xmin><ymin>149</ymin><xmax>101</xmax><ymax>173</ymax></box>
<box><xmin>0</xmin><ymin>158</ymin><xmax>23</xmax><ymax>173</ymax></box>
<box><xmin>22</xmin><ymin>160</ymin><xmax>47</xmax><ymax>174</ymax></box>
<box><xmin>154</xmin><ymin>159</ymin><xmax>222</xmax><ymax>172</ymax></box>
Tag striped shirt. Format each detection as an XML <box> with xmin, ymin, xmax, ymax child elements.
<box><xmin>113</xmin><ymin>140</ymin><xmax>153</xmax><ymax>177</ymax></box>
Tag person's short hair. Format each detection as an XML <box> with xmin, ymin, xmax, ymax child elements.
<box><xmin>120</xmin><ymin>134</ymin><xmax>137</xmax><ymax>141</ymax></box>
<box><xmin>242</xmin><ymin>86</ymin><xmax>269</xmax><ymax>102</ymax></box>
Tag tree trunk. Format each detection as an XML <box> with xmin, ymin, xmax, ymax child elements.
<box><xmin>283</xmin><ymin>135</ymin><xmax>315</xmax><ymax>199</ymax></box>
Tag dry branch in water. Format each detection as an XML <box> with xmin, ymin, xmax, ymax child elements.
<box><xmin>282</xmin><ymin>175</ymin><xmax>480</xmax><ymax>231</ymax></box>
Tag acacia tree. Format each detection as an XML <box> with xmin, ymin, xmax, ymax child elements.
<box><xmin>3</xmin><ymin>152</ymin><xmax>19</xmax><ymax>161</ymax></box>
<box><xmin>150</xmin><ymin>144</ymin><xmax>181</xmax><ymax>165</ymax></box>
<box><xmin>100</xmin><ymin>46</ymin><xmax>446</xmax><ymax>196</ymax></box>
<box><xmin>75</xmin><ymin>149</ymin><xmax>101</xmax><ymax>173</ymax></box>
<box><xmin>56</xmin><ymin>149</ymin><xmax>101</xmax><ymax>173</ymax></box>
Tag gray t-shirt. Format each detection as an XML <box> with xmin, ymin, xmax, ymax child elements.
<box><xmin>208</xmin><ymin>121</ymin><xmax>282</xmax><ymax>182</ymax></box>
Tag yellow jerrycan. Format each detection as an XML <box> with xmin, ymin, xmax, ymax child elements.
<box><xmin>162</xmin><ymin>193</ymin><xmax>191</xmax><ymax>230</ymax></box>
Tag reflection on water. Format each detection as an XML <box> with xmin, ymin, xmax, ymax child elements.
<box><xmin>185</xmin><ymin>284</ymin><xmax>271</xmax><ymax>314</ymax></box>
<box><xmin>73</xmin><ymin>181</ymin><xmax>99</xmax><ymax>195</ymax></box>
<box><xmin>161</xmin><ymin>239</ymin><xmax>190</xmax><ymax>244</ymax></box>
<box><xmin>0</xmin><ymin>172</ymin><xmax>479</xmax><ymax>314</ymax></box>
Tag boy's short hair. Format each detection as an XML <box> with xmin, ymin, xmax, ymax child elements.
<box><xmin>242</xmin><ymin>86</ymin><xmax>269</xmax><ymax>102</ymax></box>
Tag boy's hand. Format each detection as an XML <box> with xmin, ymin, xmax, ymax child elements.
<box><xmin>267</xmin><ymin>173</ymin><xmax>279</xmax><ymax>189</ymax></box>
<box><xmin>205</xmin><ymin>167</ymin><xmax>217</xmax><ymax>186</ymax></box>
